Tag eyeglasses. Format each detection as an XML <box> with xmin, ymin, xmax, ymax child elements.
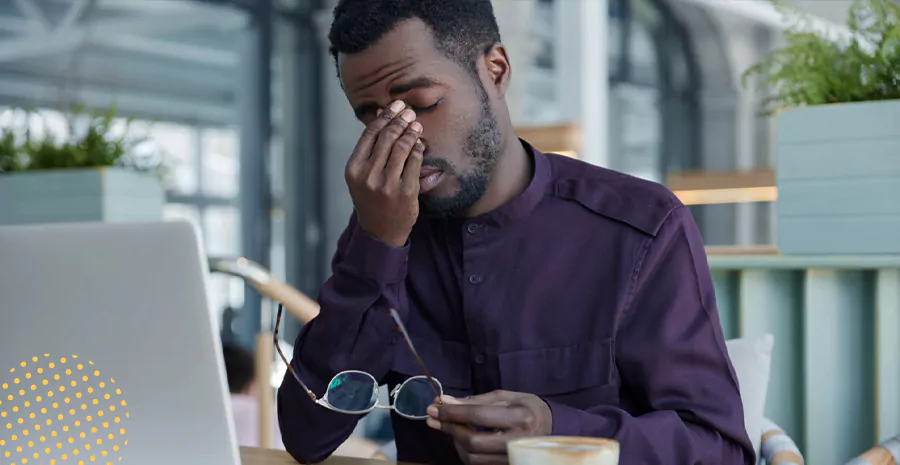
<box><xmin>274</xmin><ymin>304</ymin><xmax>443</xmax><ymax>419</ymax></box>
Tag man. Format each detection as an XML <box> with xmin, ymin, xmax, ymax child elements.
<box><xmin>278</xmin><ymin>0</ymin><xmax>755</xmax><ymax>463</ymax></box>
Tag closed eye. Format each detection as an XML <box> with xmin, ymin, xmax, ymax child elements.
<box><xmin>409</xmin><ymin>99</ymin><xmax>442</xmax><ymax>113</ymax></box>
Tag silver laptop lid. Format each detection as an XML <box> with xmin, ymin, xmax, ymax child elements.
<box><xmin>0</xmin><ymin>221</ymin><xmax>240</xmax><ymax>465</ymax></box>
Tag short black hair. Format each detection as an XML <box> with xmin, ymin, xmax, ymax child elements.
<box><xmin>222</xmin><ymin>342</ymin><xmax>255</xmax><ymax>394</ymax></box>
<box><xmin>328</xmin><ymin>0</ymin><xmax>502</xmax><ymax>78</ymax></box>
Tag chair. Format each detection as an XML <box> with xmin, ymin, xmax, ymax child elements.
<box><xmin>760</xmin><ymin>418</ymin><xmax>804</xmax><ymax>464</ymax></box>
<box><xmin>845</xmin><ymin>436</ymin><xmax>900</xmax><ymax>465</ymax></box>
<box><xmin>208</xmin><ymin>257</ymin><xmax>382</xmax><ymax>458</ymax></box>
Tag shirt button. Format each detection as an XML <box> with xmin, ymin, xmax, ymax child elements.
<box><xmin>391</xmin><ymin>336</ymin><xmax>398</xmax><ymax>344</ymax></box>
<box><xmin>466</xmin><ymin>223</ymin><xmax>479</xmax><ymax>234</ymax></box>
<box><xmin>468</xmin><ymin>274</ymin><xmax>482</xmax><ymax>285</ymax></box>
<box><xmin>474</xmin><ymin>354</ymin><xmax>486</xmax><ymax>364</ymax></box>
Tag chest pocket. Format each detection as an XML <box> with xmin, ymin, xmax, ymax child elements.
<box><xmin>391</xmin><ymin>339</ymin><xmax>472</xmax><ymax>395</ymax></box>
<box><xmin>498</xmin><ymin>339</ymin><xmax>618</xmax><ymax>409</ymax></box>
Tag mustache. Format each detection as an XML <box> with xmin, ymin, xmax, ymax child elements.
<box><xmin>421</xmin><ymin>157</ymin><xmax>453</xmax><ymax>172</ymax></box>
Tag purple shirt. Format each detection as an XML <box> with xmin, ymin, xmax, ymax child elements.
<box><xmin>278</xmin><ymin>140</ymin><xmax>755</xmax><ymax>465</ymax></box>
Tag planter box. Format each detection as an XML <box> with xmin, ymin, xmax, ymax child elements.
<box><xmin>776</xmin><ymin>99</ymin><xmax>900</xmax><ymax>255</ymax></box>
<box><xmin>0</xmin><ymin>168</ymin><xmax>164</xmax><ymax>226</ymax></box>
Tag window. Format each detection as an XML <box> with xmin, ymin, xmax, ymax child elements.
<box><xmin>609</xmin><ymin>0</ymin><xmax>700</xmax><ymax>182</ymax></box>
<box><xmin>157</xmin><ymin>123</ymin><xmax>243</xmax><ymax>327</ymax></box>
<box><xmin>529</xmin><ymin>0</ymin><xmax>700</xmax><ymax>182</ymax></box>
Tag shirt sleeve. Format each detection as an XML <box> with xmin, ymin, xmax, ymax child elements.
<box><xmin>544</xmin><ymin>205</ymin><xmax>756</xmax><ymax>465</ymax></box>
<box><xmin>277</xmin><ymin>212</ymin><xmax>409</xmax><ymax>464</ymax></box>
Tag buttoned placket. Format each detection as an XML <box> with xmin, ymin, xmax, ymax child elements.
<box><xmin>461</xmin><ymin>220</ymin><xmax>490</xmax><ymax>392</ymax></box>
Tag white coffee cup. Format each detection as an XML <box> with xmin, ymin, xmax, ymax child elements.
<box><xmin>507</xmin><ymin>436</ymin><xmax>620</xmax><ymax>465</ymax></box>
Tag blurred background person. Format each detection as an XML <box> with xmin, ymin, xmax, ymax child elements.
<box><xmin>222</xmin><ymin>342</ymin><xmax>285</xmax><ymax>450</ymax></box>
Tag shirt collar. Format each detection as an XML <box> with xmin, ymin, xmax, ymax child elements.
<box><xmin>472</xmin><ymin>138</ymin><xmax>552</xmax><ymax>228</ymax></box>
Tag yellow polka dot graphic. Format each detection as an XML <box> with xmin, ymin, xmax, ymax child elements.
<box><xmin>0</xmin><ymin>355</ymin><xmax>130</xmax><ymax>465</ymax></box>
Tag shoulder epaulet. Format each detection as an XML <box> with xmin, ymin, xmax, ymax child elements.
<box><xmin>552</xmin><ymin>169</ymin><xmax>682</xmax><ymax>237</ymax></box>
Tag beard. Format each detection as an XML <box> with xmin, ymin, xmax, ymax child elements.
<box><xmin>418</xmin><ymin>85</ymin><xmax>502</xmax><ymax>219</ymax></box>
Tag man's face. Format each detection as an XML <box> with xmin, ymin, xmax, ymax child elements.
<box><xmin>338</xmin><ymin>19</ymin><xmax>502</xmax><ymax>218</ymax></box>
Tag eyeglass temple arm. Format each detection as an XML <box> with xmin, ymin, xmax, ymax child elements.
<box><xmin>389</xmin><ymin>309</ymin><xmax>442</xmax><ymax>404</ymax></box>
<box><xmin>274</xmin><ymin>304</ymin><xmax>318</xmax><ymax>402</ymax></box>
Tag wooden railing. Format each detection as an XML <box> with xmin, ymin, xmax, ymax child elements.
<box><xmin>515</xmin><ymin>122</ymin><xmax>781</xmax><ymax>206</ymax></box>
<box><xmin>706</xmin><ymin>248</ymin><xmax>900</xmax><ymax>464</ymax></box>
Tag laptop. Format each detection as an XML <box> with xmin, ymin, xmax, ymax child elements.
<box><xmin>0</xmin><ymin>221</ymin><xmax>241</xmax><ymax>465</ymax></box>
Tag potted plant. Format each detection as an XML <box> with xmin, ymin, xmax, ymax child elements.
<box><xmin>743</xmin><ymin>0</ymin><xmax>900</xmax><ymax>254</ymax></box>
<box><xmin>0</xmin><ymin>105</ymin><xmax>167</xmax><ymax>226</ymax></box>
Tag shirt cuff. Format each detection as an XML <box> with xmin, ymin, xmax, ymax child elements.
<box><xmin>340</xmin><ymin>223</ymin><xmax>409</xmax><ymax>283</ymax></box>
<box><xmin>544</xmin><ymin>398</ymin><xmax>587</xmax><ymax>437</ymax></box>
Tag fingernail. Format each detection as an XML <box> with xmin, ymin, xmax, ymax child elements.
<box><xmin>389</xmin><ymin>100</ymin><xmax>405</xmax><ymax>113</ymax></box>
<box><xmin>426</xmin><ymin>418</ymin><xmax>441</xmax><ymax>430</ymax></box>
<box><xmin>426</xmin><ymin>405</ymin><xmax>438</xmax><ymax>417</ymax></box>
<box><xmin>399</xmin><ymin>109</ymin><xmax>416</xmax><ymax>123</ymax></box>
<box><xmin>409</xmin><ymin>122</ymin><xmax>423</xmax><ymax>133</ymax></box>
<box><xmin>376</xmin><ymin>108</ymin><xmax>383</xmax><ymax>117</ymax></box>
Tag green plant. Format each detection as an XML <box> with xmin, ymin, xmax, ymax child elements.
<box><xmin>742</xmin><ymin>0</ymin><xmax>900</xmax><ymax>115</ymax></box>
<box><xmin>0</xmin><ymin>104</ymin><xmax>166</xmax><ymax>178</ymax></box>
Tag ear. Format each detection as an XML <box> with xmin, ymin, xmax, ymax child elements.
<box><xmin>482</xmin><ymin>44</ymin><xmax>511</xmax><ymax>98</ymax></box>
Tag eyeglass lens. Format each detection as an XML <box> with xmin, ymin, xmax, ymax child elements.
<box><xmin>395</xmin><ymin>378</ymin><xmax>442</xmax><ymax>418</ymax></box>
<box><xmin>324</xmin><ymin>372</ymin><xmax>379</xmax><ymax>413</ymax></box>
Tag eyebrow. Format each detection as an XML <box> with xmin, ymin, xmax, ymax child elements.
<box><xmin>352</xmin><ymin>76</ymin><xmax>443</xmax><ymax>120</ymax></box>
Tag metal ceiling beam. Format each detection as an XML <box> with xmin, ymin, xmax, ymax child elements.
<box><xmin>13</xmin><ymin>0</ymin><xmax>51</xmax><ymax>32</ymax></box>
<box><xmin>0</xmin><ymin>76</ymin><xmax>233</xmax><ymax>125</ymax></box>
<box><xmin>0</xmin><ymin>17</ymin><xmax>34</xmax><ymax>33</ymax></box>
<box><xmin>0</xmin><ymin>10</ymin><xmax>246</xmax><ymax>64</ymax></box>
<box><xmin>44</xmin><ymin>0</ymin><xmax>212</xmax><ymax>13</ymax></box>
<box><xmin>57</xmin><ymin>0</ymin><xmax>91</xmax><ymax>30</ymax></box>
<box><xmin>101</xmin><ymin>34</ymin><xmax>238</xmax><ymax>67</ymax></box>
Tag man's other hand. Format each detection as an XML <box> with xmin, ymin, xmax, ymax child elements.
<box><xmin>345</xmin><ymin>99</ymin><xmax>425</xmax><ymax>248</ymax></box>
<box><xmin>426</xmin><ymin>390</ymin><xmax>553</xmax><ymax>465</ymax></box>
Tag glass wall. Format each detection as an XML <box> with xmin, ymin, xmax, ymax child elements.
<box><xmin>528</xmin><ymin>0</ymin><xmax>700</xmax><ymax>184</ymax></box>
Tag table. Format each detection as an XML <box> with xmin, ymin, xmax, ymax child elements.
<box><xmin>240</xmin><ymin>447</ymin><xmax>413</xmax><ymax>465</ymax></box>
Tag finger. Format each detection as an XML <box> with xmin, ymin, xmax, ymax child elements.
<box><xmin>437</xmin><ymin>404</ymin><xmax>530</xmax><ymax>430</ymax></box>
<box><xmin>368</xmin><ymin>108</ymin><xmax>416</xmax><ymax>177</ymax></box>
<box><xmin>427</xmin><ymin>394</ymin><xmax>461</xmax><ymax>429</ymax></box>
<box><xmin>385</xmin><ymin>121</ymin><xmax>421</xmax><ymax>186</ymax></box>
<box><xmin>400</xmin><ymin>138</ymin><xmax>425</xmax><ymax>196</ymax></box>
<box><xmin>442</xmin><ymin>423</ymin><xmax>516</xmax><ymax>455</ymax></box>
<box><xmin>465</xmin><ymin>453</ymin><xmax>511</xmax><ymax>465</ymax></box>
<box><xmin>458</xmin><ymin>390</ymin><xmax>522</xmax><ymax>406</ymax></box>
<box><xmin>348</xmin><ymin>100</ymin><xmax>405</xmax><ymax>167</ymax></box>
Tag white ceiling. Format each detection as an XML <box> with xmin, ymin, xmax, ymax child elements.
<box><xmin>0</xmin><ymin>0</ymin><xmax>248</xmax><ymax>125</ymax></box>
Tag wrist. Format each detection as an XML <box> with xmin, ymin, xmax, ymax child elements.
<box><xmin>339</xmin><ymin>223</ymin><xmax>410</xmax><ymax>283</ymax></box>
<box><xmin>363</xmin><ymin>229</ymin><xmax>409</xmax><ymax>249</ymax></box>
<box><xmin>381</xmin><ymin>236</ymin><xmax>409</xmax><ymax>248</ymax></box>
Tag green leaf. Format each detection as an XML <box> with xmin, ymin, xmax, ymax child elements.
<box><xmin>0</xmin><ymin>103</ymin><xmax>168</xmax><ymax>181</ymax></box>
<box><xmin>743</xmin><ymin>0</ymin><xmax>900</xmax><ymax>114</ymax></box>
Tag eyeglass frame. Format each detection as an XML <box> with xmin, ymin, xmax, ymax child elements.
<box><xmin>273</xmin><ymin>303</ymin><xmax>443</xmax><ymax>419</ymax></box>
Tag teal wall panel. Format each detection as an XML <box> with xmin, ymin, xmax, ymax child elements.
<box><xmin>875</xmin><ymin>269</ymin><xmax>900</xmax><ymax>442</ymax></box>
<box><xmin>738</xmin><ymin>270</ymin><xmax>805</xmax><ymax>449</ymax></box>
<box><xmin>712</xmin><ymin>270</ymin><xmax>740</xmax><ymax>339</ymax></box>
<box><xmin>776</xmin><ymin>100</ymin><xmax>900</xmax><ymax>255</ymax></box>
<box><xmin>708</xmin><ymin>255</ymin><xmax>900</xmax><ymax>462</ymax></box>
<box><xmin>0</xmin><ymin>168</ymin><xmax>163</xmax><ymax>226</ymax></box>
<box><xmin>802</xmin><ymin>270</ymin><xmax>876</xmax><ymax>464</ymax></box>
